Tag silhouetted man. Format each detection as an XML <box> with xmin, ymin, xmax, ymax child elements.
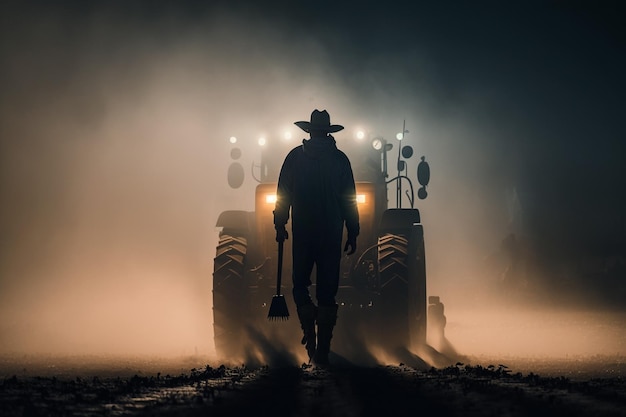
<box><xmin>274</xmin><ymin>109</ymin><xmax>359</xmax><ymax>365</ymax></box>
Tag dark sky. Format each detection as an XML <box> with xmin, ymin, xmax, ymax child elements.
<box><xmin>264</xmin><ymin>0</ymin><xmax>626</xmax><ymax>291</ymax></box>
<box><xmin>0</xmin><ymin>1</ymin><xmax>624</xmax><ymax>355</ymax></box>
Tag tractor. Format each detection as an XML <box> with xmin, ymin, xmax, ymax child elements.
<box><xmin>213</xmin><ymin>123</ymin><xmax>431</xmax><ymax>363</ymax></box>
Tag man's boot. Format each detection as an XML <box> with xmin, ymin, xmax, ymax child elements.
<box><xmin>313</xmin><ymin>304</ymin><xmax>338</xmax><ymax>366</ymax></box>
<box><xmin>297</xmin><ymin>303</ymin><xmax>317</xmax><ymax>361</ymax></box>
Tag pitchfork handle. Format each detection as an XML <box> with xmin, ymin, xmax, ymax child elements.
<box><xmin>276</xmin><ymin>240</ymin><xmax>284</xmax><ymax>296</ymax></box>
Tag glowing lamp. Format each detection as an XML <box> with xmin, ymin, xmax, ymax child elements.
<box><xmin>356</xmin><ymin>194</ymin><xmax>366</xmax><ymax>204</ymax></box>
<box><xmin>265</xmin><ymin>194</ymin><xmax>277</xmax><ymax>204</ymax></box>
<box><xmin>258</xmin><ymin>137</ymin><xmax>267</xmax><ymax>146</ymax></box>
<box><xmin>356</xmin><ymin>131</ymin><xmax>365</xmax><ymax>140</ymax></box>
<box><xmin>229</xmin><ymin>136</ymin><xmax>237</xmax><ymax>144</ymax></box>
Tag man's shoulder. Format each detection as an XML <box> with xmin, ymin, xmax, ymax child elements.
<box><xmin>334</xmin><ymin>148</ymin><xmax>352</xmax><ymax>164</ymax></box>
<box><xmin>283</xmin><ymin>144</ymin><xmax>305</xmax><ymax>161</ymax></box>
<box><xmin>335</xmin><ymin>148</ymin><xmax>349</xmax><ymax>158</ymax></box>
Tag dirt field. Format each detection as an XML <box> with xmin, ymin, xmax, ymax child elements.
<box><xmin>1</xmin><ymin>354</ymin><xmax>624</xmax><ymax>417</ymax></box>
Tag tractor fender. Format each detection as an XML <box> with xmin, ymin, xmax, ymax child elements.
<box><xmin>215</xmin><ymin>210</ymin><xmax>253</xmax><ymax>236</ymax></box>
<box><xmin>379</xmin><ymin>208</ymin><xmax>421</xmax><ymax>233</ymax></box>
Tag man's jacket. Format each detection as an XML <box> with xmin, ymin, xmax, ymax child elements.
<box><xmin>274</xmin><ymin>135</ymin><xmax>359</xmax><ymax>243</ymax></box>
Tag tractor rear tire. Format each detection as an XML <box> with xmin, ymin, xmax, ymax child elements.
<box><xmin>377</xmin><ymin>233</ymin><xmax>411</xmax><ymax>350</ymax></box>
<box><xmin>412</xmin><ymin>226</ymin><xmax>427</xmax><ymax>347</ymax></box>
<box><xmin>378</xmin><ymin>233</ymin><xmax>410</xmax><ymax>288</ymax></box>
<box><xmin>377</xmin><ymin>228</ymin><xmax>427</xmax><ymax>351</ymax></box>
<box><xmin>213</xmin><ymin>233</ymin><xmax>248</xmax><ymax>361</ymax></box>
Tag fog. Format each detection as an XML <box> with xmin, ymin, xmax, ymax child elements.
<box><xmin>0</xmin><ymin>3</ymin><xmax>623</xmax><ymax>361</ymax></box>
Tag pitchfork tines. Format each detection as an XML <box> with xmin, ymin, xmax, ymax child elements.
<box><xmin>267</xmin><ymin>294</ymin><xmax>290</xmax><ymax>321</ymax></box>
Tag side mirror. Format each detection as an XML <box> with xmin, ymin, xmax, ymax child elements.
<box><xmin>417</xmin><ymin>156</ymin><xmax>430</xmax><ymax>186</ymax></box>
<box><xmin>228</xmin><ymin>163</ymin><xmax>244</xmax><ymax>189</ymax></box>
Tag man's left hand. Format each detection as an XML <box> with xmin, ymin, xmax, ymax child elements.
<box><xmin>344</xmin><ymin>236</ymin><xmax>357</xmax><ymax>255</ymax></box>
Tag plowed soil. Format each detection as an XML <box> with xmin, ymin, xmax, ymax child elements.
<box><xmin>1</xmin><ymin>355</ymin><xmax>624</xmax><ymax>417</ymax></box>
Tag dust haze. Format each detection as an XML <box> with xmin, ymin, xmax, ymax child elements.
<box><xmin>0</xmin><ymin>3</ymin><xmax>623</xmax><ymax>362</ymax></box>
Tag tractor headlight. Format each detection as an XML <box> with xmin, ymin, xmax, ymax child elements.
<box><xmin>372</xmin><ymin>138</ymin><xmax>392</xmax><ymax>151</ymax></box>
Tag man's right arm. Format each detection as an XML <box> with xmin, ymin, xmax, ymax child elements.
<box><xmin>273</xmin><ymin>150</ymin><xmax>295</xmax><ymax>240</ymax></box>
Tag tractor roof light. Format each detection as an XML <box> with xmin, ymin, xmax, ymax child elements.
<box><xmin>396</xmin><ymin>129</ymin><xmax>409</xmax><ymax>141</ymax></box>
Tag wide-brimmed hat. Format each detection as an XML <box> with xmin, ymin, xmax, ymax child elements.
<box><xmin>294</xmin><ymin>109</ymin><xmax>344</xmax><ymax>133</ymax></box>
